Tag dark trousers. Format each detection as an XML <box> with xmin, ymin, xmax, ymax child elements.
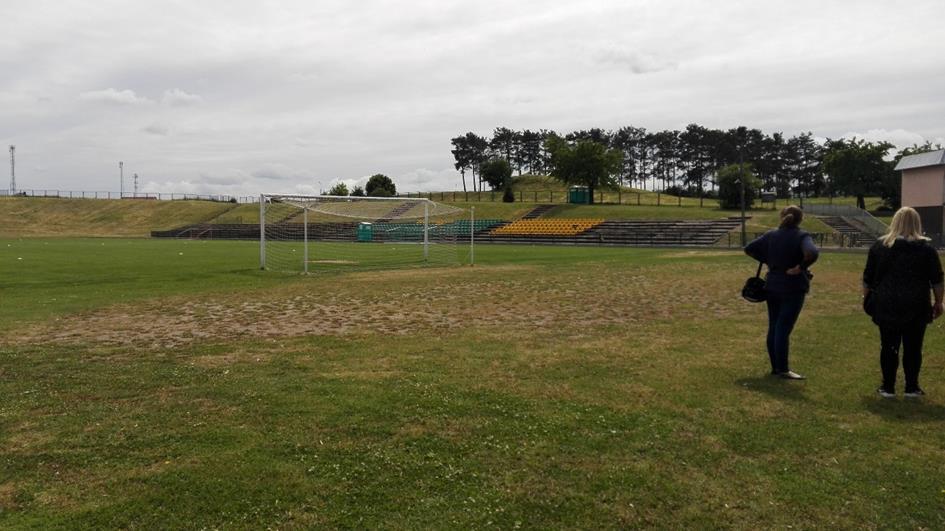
<box><xmin>878</xmin><ymin>321</ymin><xmax>927</xmax><ymax>392</ymax></box>
<box><xmin>765</xmin><ymin>291</ymin><xmax>806</xmax><ymax>373</ymax></box>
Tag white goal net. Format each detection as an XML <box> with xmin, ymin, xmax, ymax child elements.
<box><xmin>260</xmin><ymin>194</ymin><xmax>469</xmax><ymax>272</ymax></box>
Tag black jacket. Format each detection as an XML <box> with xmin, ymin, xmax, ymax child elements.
<box><xmin>863</xmin><ymin>238</ymin><xmax>944</xmax><ymax>326</ymax></box>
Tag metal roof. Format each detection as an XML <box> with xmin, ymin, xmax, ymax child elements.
<box><xmin>895</xmin><ymin>149</ymin><xmax>945</xmax><ymax>171</ymax></box>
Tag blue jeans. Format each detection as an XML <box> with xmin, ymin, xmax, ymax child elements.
<box><xmin>765</xmin><ymin>291</ymin><xmax>806</xmax><ymax>373</ymax></box>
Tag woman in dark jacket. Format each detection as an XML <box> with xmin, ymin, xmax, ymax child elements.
<box><xmin>863</xmin><ymin>207</ymin><xmax>944</xmax><ymax>398</ymax></box>
<box><xmin>745</xmin><ymin>205</ymin><xmax>819</xmax><ymax>379</ymax></box>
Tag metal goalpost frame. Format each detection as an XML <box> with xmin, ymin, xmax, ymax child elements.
<box><xmin>259</xmin><ymin>194</ymin><xmax>266</xmax><ymax>270</ymax></box>
<box><xmin>470</xmin><ymin>206</ymin><xmax>475</xmax><ymax>266</ymax></box>
<box><xmin>423</xmin><ymin>200</ymin><xmax>429</xmax><ymax>261</ymax></box>
<box><xmin>259</xmin><ymin>194</ymin><xmax>440</xmax><ymax>272</ymax></box>
<box><xmin>303</xmin><ymin>205</ymin><xmax>309</xmax><ymax>274</ymax></box>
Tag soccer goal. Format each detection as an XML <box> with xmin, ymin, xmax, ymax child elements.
<box><xmin>259</xmin><ymin>194</ymin><xmax>470</xmax><ymax>272</ymax></box>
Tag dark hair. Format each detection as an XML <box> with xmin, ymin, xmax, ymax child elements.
<box><xmin>779</xmin><ymin>205</ymin><xmax>803</xmax><ymax>228</ymax></box>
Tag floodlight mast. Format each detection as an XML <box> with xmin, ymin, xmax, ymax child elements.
<box><xmin>9</xmin><ymin>145</ymin><xmax>15</xmax><ymax>194</ymax></box>
<box><xmin>119</xmin><ymin>161</ymin><xmax>123</xmax><ymax>197</ymax></box>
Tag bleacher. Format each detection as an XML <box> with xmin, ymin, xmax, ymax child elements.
<box><xmin>490</xmin><ymin>219</ymin><xmax>604</xmax><ymax>237</ymax></box>
<box><xmin>151</xmin><ymin>219</ymin><xmax>506</xmax><ymax>242</ymax></box>
<box><xmin>151</xmin><ymin>218</ymin><xmax>738</xmax><ymax>246</ymax></box>
<box><xmin>478</xmin><ymin>219</ymin><xmax>741</xmax><ymax>246</ymax></box>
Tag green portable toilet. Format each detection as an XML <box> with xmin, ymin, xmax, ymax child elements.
<box><xmin>357</xmin><ymin>222</ymin><xmax>373</xmax><ymax>242</ymax></box>
<box><xmin>569</xmin><ymin>186</ymin><xmax>590</xmax><ymax>204</ymax></box>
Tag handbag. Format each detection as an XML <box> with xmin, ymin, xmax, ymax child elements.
<box><xmin>742</xmin><ymin>261</ymin><xmax>767</xmax><ymax>303</ymax></box>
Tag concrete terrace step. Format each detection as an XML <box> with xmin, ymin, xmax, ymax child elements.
<box><xmin>818</xmin><ymin>216</ymin><xmax>875</xmax><ymax>247</ymax></box>
<box><xmin>520</xmin><ymin>205</ymin><xmax>559</xmax><ymax>219</ymax></box>
<box><xmin>153</xmin><ymin>219</ymin><xmax>741</xmax><ymax>247</ymax></box>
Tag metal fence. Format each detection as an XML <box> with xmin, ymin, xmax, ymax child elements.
<box><xmin>719</xmin><ymin>231</ymin><xmax>875</xmax><ymax>249</ymax></box>
<box><xmin>402</xmin><ymin>189</ymin><xmax>734</xmax><ymax>207</ymax></box>
<box><xmin>0</xmin><ymin>189</ymin><xmax>259</xmax><ymax>203</ymax></box>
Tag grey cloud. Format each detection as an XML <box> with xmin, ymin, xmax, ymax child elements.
<box><xmin>78</xmin><ymin>88</ymin><xmax>152</xmax><ymax>105</ymax></box>
<box><xmin>161</xmin><ymin>88</ymin><xmax>203</xmax><ymax>106</ymax></box>
<box><xmin>3</xmin><ymin>0</ymin><xmax>944</xmax><ymax>197</ymax></box>
<box><xmin>142</xmin><ymin>123</ymin><xmax>169</xmax><ymax>136</ymax></box>
<box><xmin>594</xmin><ymin>47</ymin><xmax>677</xmax><ymax>74</ymax></box>
<box><xmin>199</xmin><ymin>175</ymin><xmax>246</xmax><ymax>186</ymax></box>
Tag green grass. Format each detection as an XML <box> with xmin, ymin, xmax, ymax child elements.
<box><xmin>0</xmin><ymin>197</ymin><xmax>236</xmax><ymax>237</ymax></box>
<box><xmin>2</xmin><ymin>239</ymin><xmax>945</xmax><ymax>528</ymax></box>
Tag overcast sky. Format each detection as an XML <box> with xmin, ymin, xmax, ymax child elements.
<box><xmin>2</xmin><ymin>0</ymin><xmax>943</xmax><ymax>197</ymax></box>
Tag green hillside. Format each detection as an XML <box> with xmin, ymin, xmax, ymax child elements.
<box><xmin>0</xmin><ymin>197</ymin><xmax>237</xmax><ymax>238</ymax></box>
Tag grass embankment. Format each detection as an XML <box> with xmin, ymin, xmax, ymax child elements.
<box><xmin>2</xmin><ymin>239</ymin><xmax>944</xmax><ymax>528</ymax></box>
<box><xmin>0</xmin><ymin>198</ymin><xmax>236</xmax><ymax>238</ymax></box>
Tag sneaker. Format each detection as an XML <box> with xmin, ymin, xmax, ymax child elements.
<box><xmin>876</xmin><ymin>387</ymin><xmax>896</xmax><ymax>398</ymax></box>
<box><xmin>778</xmin><ymin>371</ymin><xmax>806</xmax><ymax>380</ymax></box>
<box><xmin>904</xmin><ymin>388</ymin><xmax>925</xmax><ymax>398</ymax></box>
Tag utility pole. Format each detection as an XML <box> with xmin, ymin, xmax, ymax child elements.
<box><xmin>133</xmin><ymin>173</ymin><xmax>139</xmax><ymax>197</ymax></box>
<box><xmin>9</xmin><ymin>145</ymin><xmax>15</xmax><ymax>194</ymax></box>
<box><xmin>739</xmin><ymin>150</ymin><xmax>747</xmax><ymax>248</ymax></box>
<box><xmin>119</xmin><ymin>161</ymin><xmax>124</xmax><ymax>197</ymax></box>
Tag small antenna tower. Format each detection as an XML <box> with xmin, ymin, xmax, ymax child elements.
<box><xmin>133</xmin><ymin>173</ymin><xmax>139</xmax><ymax>197</ymax></box>
<box><xmin>9</xmin><ymin>145</ymin><xmax>15</xmax><ymax>194</ymax></box>
<box><xmin>119</xmin><ymin>161</ymin><xmax>124</xmax><ymax>197</ymax></box>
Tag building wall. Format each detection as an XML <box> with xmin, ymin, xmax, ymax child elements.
<box><xmin>901</xmin><ymin>166</ymin><xmax>945</xmax><ymax>208</ymax></box>
<box><xmin>914</xmin><ymin>206</ymin><xmax>944</xmax><ymax>235</ymax></box>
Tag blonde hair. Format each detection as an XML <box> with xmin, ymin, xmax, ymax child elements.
<box><xmin>881</xmin><ymin>206</ymin><xmax>929</xmax><ymax>247</ymax></box>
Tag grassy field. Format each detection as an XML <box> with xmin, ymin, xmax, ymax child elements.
<box><xmin>0</xmin><ymin>197</ymin><xmax>236</xmax><ymax>238</ymax></box>
<box><xmin>2</xmin><ymin>239</ymin><xmax>944</xmax><ymax>528</ymax></box>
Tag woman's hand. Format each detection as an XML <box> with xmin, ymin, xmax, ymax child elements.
<box><xmin>933</xmin><ymin>302</ymin><xmax>944</xmax><ymax>320</ymax></box>
<box><xmin>786</xmin><ymin>265</ymin><xmax>803</xmax><ymax>275</ymax></box>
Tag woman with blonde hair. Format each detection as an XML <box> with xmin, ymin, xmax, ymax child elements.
<box><xmin>863</xmin><ymin>207</ymin><xmax>944</xmax><ymax>398</ymax></box>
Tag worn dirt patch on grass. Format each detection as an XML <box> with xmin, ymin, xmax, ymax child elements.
<box><xmin>10</xmin><ymin>262</ymin><xmax>782</xmax><ymax>348</ymax></box>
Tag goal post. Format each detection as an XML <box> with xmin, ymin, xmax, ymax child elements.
<box><xmin>259</xmin><ymin>194</ymin><xmax>468</xmax><ymax>272</ymax></box>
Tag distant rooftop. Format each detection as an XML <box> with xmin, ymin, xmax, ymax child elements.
<box><xmin>895</xmin><ymin>149</ymin><xmax>945</xmax><ymax>171</ymax></box>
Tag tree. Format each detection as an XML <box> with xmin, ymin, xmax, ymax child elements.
<box><xmin>518</xmin><ymin>129</ymin><xmax>543</xmax><ymax>174</ymax></box>
<box><xmin>365</xmin><ymin>174</ymin><xmax>397</xmax><ymax>197</ymax></box>
<box><xmin>327</xmin><ymin>182</ymin><xmax>348</xmax><ymax>196</ymax></box>
<box><xmin>823</xmin><ymin>138</ymin><xmax>894</xmax><ymax>210</ymax></box>
<box><xmin>480</xmin><ymin>158</ymin><xmax>512</xmax><ymax>190</ymax></box>
<box><xmin>480</xmin><ymin>158</ymin><xmax>514</xmax><ymax>201</ymax></box>
<box><xmin>351</xmin><ymin>185</ymin><xmax>365</xmax><ymax>197</ymax></box>
<box><xmin>450</xmin><ymin>134</ymin><xmax>472</xmax><ymax>193</ymax></box>
<box><xmin>785</xmin><ymin>132</ymin><xmax>825</xmax><ymax>197</ymax></box>
<box><xmin>450</xmin><ymin>132</ymin><xmax>490</xmax><ymax>192</ymax></box>
<box><xmin>717</xmin><ymin>163</ymin><xmax>762</xmax><ymax>210</ymax></box>
<box><xmin>545</xmin><ymin>136</ymin><xmax>623</xmax><ymax>204</ymax></box>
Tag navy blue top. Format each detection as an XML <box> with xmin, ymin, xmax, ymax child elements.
<box><xmin>745</xmin><ymin>227</ymin><xmax>819</xmax><ymax>293</ymax></box>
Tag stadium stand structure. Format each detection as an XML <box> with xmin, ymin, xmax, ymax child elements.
<box><xmin>152</xmin><ymin>219</ymin><xmax>506</xmax><ymax>241</ymax></box>
<box><xmin>490</xmin><ymin>219</ymin><xmax>604</xmax><ymax>237</ymax></box>
<box><xmin>153</xmin><ymin>218</ymin><xmax>739</xmax><ymax>246</ymax></box>
<box><xmin>817</xmin><ymin>216</ymin><xmax>878</xmax><ymax>247</ymax></box>
<box><xmin>520</xmin><ymin>204</ymin><xmax>559</xmax><ymax>219</ymax></box>
<box><xmin>479</xmin><ymin>219</ymin><xmax>741</xmax><ymax>246</ymax></box>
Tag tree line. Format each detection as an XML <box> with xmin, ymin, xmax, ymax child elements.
<box><xmin>451</xmin><ymin>126</ymin><xmax>942</xmax><ymax>209</ymax></box>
